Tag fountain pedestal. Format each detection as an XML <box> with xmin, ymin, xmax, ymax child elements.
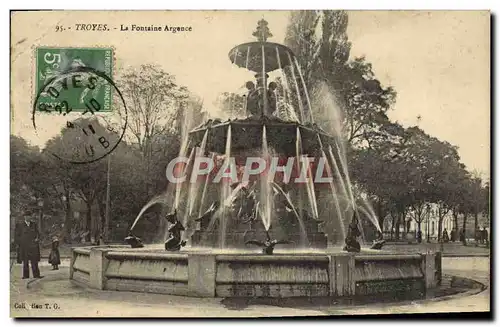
<box><xmin>70</xmin><ymin>246</ymin><xmax>440</xmax><ymax>298</ymax></box>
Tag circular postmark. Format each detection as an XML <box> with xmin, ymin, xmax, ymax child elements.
<box><xmin>32</xmin><ymin>66</ymin><xmax>128</xmax><ymax>164</ymax></box>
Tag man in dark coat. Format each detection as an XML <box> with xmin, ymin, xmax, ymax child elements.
<box><xmin>14</xmin><ymin>209</ymin><xmax>41</xmax><ymax>279</ymax></box>
<box><xmin>482</xmin><ymin>227</ymin><xmax>489</xmax><ymax>246</ymax></box>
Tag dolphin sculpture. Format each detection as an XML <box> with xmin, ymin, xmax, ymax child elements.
<box><xmin>245</xmin><ymin>231</ymin><xmax>292</xmax><ymax>255</ymax></box>
<box><xmin>124</xmin><ymin>232</ymin><xmax>145</xmax><ymax>248</ymax></box>
<box><xmin>370</xmin><ymin>239</ymin><xmax>386</xmax><ymax>250</ymax></box>
<box><xmin>194</xmin><ymin>201</ymin><xmax>220</xmax><ymax>230</ymax></box>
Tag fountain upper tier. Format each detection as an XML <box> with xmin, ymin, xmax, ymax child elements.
<box><xmin>228</xmin><ymin>19</ymin><xmax>294</xmax><ymax>73</ymax></box>
<box><xmin>228</xmin><ymin>42</ymin><xmax>295</xmax><ymax>73</ymax></box>
<box><xmin>218</xmin><ymin>19</ymin><xmax>315</xmax><ymax>124</ymax></box>
<box><xmin>189</xmin><ymin>117</ymin><xmax>335</xmax><ymax>157</ymax></box>
<box><xmin>188</xmin><ymin>19</ymin><xmax>336</xmax><ymax>156</ymax></box>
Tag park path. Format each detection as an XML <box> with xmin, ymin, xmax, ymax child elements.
<box><xmin>10</xmin><ymin>257</ymin><xmax>489</xmax><ymax>317</ymax></box>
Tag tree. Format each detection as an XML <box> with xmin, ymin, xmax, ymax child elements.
<box><xmin>117</xmin><ymin>64</ymin><xmax>181</xmax><ymax>155</ymax></box>
<box><xmin>217</xmin><ymin>92</ymin><xmax>246</xmax><ymax>118</ymax></box>
<box><xmin>285</xmin><ymin>10</ymin><xmax>351</xmax><ymax>93</ymax></box>
<box><xmin>469</xmin><ymin>174</ymin><xmax>483</xmax><ymax>242</ymax></box>
<box><xmin>11</xmin><ymin>136</ymin><xmax>40</xmax><ymax>240</ymax></box>
<box><xmin>11</xmin><ymin>135</ymin><xmax>41</xmax><ymax>199</ymax></box>
<box><xmin>285</xmin><ymin>11</ymin><xmax>396</xmax><ymax>147</ymax></box>
<box><xmin>482</xmin><ymin>181</ymin><xmax>490</xmax><ymax>225</ymax></box>
<box><xmin>11</xmin><ymin>135</ymin><xmax>67</xmax><ymax>239</ymax></box>
<box><xmin>44</xmin><ymin>117</ymin><xmax>119</xmax><ymax>241</ymax></box>
<box><xmin>341</xmin><ymin>58</ymin><xmax>397</xmax><ymax>146</ymax></box>
<box><xmin>117</xmin><ymin>65</ymin><xmax>205</xmax><ymax>198</ymax></box>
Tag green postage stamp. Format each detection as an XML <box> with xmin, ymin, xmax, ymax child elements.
<box><xmin>35</xmin><ymin>47</ymin><xmax>114</xmax><ymax>112</ymax></box>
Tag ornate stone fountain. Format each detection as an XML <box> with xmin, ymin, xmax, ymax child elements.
<box><xmin>70</xmin><ymin>20</ymin><xmax>441</xmax><ymax>299</ymax></box>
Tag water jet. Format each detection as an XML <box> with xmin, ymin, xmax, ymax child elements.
<box><xmin>71</xmin><ymin>19</ymin><xmax>441</xmax><ymax>300</ymax></box>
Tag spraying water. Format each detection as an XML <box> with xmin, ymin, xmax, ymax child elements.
<box><xmin>288</xmin><ymin>52</ymin><xmax>306</xmax><ymax>123</ymax></box>
<box><xmin>311</xmin><ymin>81</ymin><xmax>382</xmax><ymax>241</ymax></box>
<box><xmin>271</xmin><ymin>182</ymin><xmax>308</xmax><ymax>246</ymax></box>
<box><xmin>294</xmin><ymin>127</ymin><xmax>306</xmax><ymax>244</ymax></box>
<box><xmin>259</xmin><ymin>125</ymin><xmax>272</xmax><ymax>230</ymax></box>
<box><xmin>296</xmin><ymin>128</ymin><xmax>319</xmax><ymax>220</ymax></box>
<box><xmin>185</xmin><ymin>130</ymin><xmax>209</xmax><ymax>219</ymax></box>
<box><xmin>129</xmin><ymin>24</ymin><xmax>384</xmax><ymax>250</ymax></box>
<box><xmin>316</xmin><ymin>134</ymin><xmax>346</xmax><ymax>242</ymax></box>
<box><xmin>130</xmin><ymin>194</ymin><xmax>169</xmax><ymax>231</ymax></box>
<box><xmin>219</xmin><ymin>125</ymin><xmax>232</xmax><ymax>248</ymax></box>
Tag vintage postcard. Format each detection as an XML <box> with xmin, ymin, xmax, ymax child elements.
<box><xmin>10</xmin><ymin>10</ymin><xmax>490</xmax><ymax>318</ymax></box>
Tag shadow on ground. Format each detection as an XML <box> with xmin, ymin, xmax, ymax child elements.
<box><xmin>219</xmin><ymin>275</ymin><xmax>486</xmax><ymax>312</ymax></box>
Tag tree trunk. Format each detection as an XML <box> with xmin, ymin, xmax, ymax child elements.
<box><xmin>403</xmin><ymin>209</ymin><xmax>410</xmax><ymax>239</ymax></box>
<box><xmin>85</xmin><ymin>200</ymin><xmax>92</xmax><ymax>242</ymax></box>
<box><xmin>97</xmin><ymin>198</ymin><xmax>106</xmax><ymax>243</ymax></box>
<box><xmin>390</xmin><ymin>213</ymin><xmax>396</xmax><ymax>239</ymax></box>
<box><xmin>462</xmin><ymin>213</ymin><xmax>468</xmax><ymax>246</ymax></box>
<box><xmin>395</xmin><ymin>213</ymin><xmax>401</xmax><ymax>240</ymax></box>
<box><xmin>402</xmin><ymin>212</ymin><xmax>407</xmax><ymax>238</ymax></box>
<box><xmin>38</xmin><ymin>207</ymin><xmax>44</xmax><ymax>238</ymax></box>
<box><xmin>438</xmin><ymin>216</ymin><xmax>443</xmax><ymax>243</ymax></box>
<box><xmin>64</xmin><ymin>190</ymin><xmax>72</xmax><ymax>243</ymax></box>
<box><xmin>474</xmin><ymin>211</ymin><xmax>479</xmax><ymax>241</ymax></box>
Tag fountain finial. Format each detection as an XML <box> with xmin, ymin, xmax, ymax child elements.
<box><xmin>252</xmin><ymin>19</ymin><xmax>273</xmax><ymax>42</ymax></box>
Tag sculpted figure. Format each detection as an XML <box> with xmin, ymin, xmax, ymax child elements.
<box><xmin>164</xmin><ymin>209</ymin><xmax>187</xmax><ymax>251</ymax></box>
<box><xmin>245</xmin><ymin>231</ymin><xmax>292</xmax><ymax>255</ymax></box>
<box><xmin>125</xmin><ymin>232</ymin><xmax>144</xmax><ymax>248</ymax></box>
<box><xmin>343</xmin><ymin>212</ymin><xmax>361</xmax><ymax>253</ymax></box>
<box><xmin>245</xmin><ymin>81</ymin><xmax>260</xmax><ymax>117</ymax></box>
<box><xmin>370</xmin><ymin>232</ymin><xmax>386</xmax><ymax>250</ymax></box>
<box><xmin>195</xmin><ymin>201</ymin><xmax>220</xmax><ymax>230</ymax></box>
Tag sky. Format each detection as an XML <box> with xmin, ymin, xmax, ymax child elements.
<box><xmin>347</xmin><ymin>11</ymin><xmax>490</xmax><ymax>179</ymax></box>
<box><xmin>11</xmin><ymin>11</ymin><xmax>490</xmax><ymax>177</ymax></box>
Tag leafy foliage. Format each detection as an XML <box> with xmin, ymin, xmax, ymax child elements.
<box><xmin>11</xmin><ymin>65</ymin><xmax>206</xmax><ymax>244</ymax></box>
<box><xmin>285</xmin><ymin>11</ymin><xmax>488</xmax><ymax>240</ymax></box>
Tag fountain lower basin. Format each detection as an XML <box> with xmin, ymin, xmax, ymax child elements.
<box><xmin>70</xmin><ymin>245</ymin><xmax>441</xmax><ymax>298</ymax></box>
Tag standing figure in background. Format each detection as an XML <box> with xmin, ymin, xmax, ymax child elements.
<box><xmin>442</xmin><ymin>228</ymin><xmax>450</xmax><ymax>243</ymax></box>
<box><xmin>14</xmin><ymin>209</ymin><xmax>42</xmax><ymax>279</ymax></box>
<box><xmin>482</xmin><ymin>227</ymin><xmax>489</xmax><ymax>246</ymax></box>
<box><xmin>48</xmin><ymin>236</ymin><xmax>61</xmax><ymax>270</ymax></box>
<box><xmin>459</xmin><ymin>228</ymin><xmax>465</xmax><ymax>243</ymax></box>
<box><xmin>451</xmin><ymin>228</ymin><xmax>457</xmax><ymax>242</ymax></box>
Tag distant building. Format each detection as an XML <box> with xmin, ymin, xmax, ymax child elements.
<box><xmin>382</xmin><ymin>203</ymin><xmax>489</xmax><ymax>241</ymax></box>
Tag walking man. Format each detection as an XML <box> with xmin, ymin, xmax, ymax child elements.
<box><xmin>15</xmin><ymin>209</ymin><xmax>42</xmax><ymax>279</ymax></box>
